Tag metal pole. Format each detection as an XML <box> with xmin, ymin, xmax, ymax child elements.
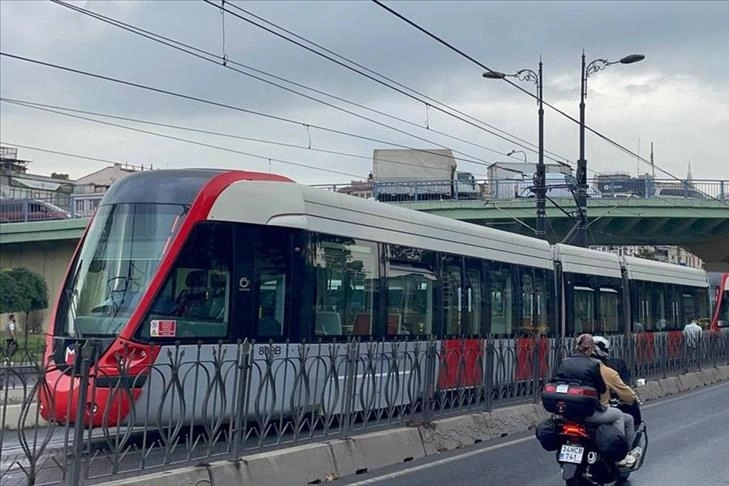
<box><xmin>535</xmin><ymin>59</ymin><xmax>547</xmax><ymax>239</ymax></box>
<box><xmin>69</xmin><ymin>344</ymin><xmax>92</xmax><ymax>486</ymax></box>
<box><xmin>576</xmin><ymin>51</ymin><xmax>588</xmax><ymax>247</ymax></box>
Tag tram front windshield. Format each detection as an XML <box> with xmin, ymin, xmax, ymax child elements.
<box><xmin>60</xmin><ymin>203</ymin><xmax>187</xmax><ymax>337</ymax></box>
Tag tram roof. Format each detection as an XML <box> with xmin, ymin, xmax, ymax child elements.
<box><xmin>553</xmin><ymin>243</ymin><xmax>622</xmax><ymax>279</ymax></box>
<box><xmin>208</xmin><ymin>180</ymin><xmax>554</xmax><ymax>269</ymax></box>
<box><xmin>622</xmin><ymin>255</ymin><xmax>709</xmax><ymax>287</ymax></box>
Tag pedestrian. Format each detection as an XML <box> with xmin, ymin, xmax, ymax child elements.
<box><xmin>4</xmin><ymin>313</ymin><xmax>18</xmax><ymax>364</ymax></box>
<box><xmin>683</xmin><ymin>316</ymin><xmax>702</xmax><ymax>370</ymax></box>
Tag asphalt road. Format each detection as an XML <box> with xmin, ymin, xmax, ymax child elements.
<box><xmin>337</xmin><ymin>381</ymin><xmax>729</xmax><ymax>486</ymax></box>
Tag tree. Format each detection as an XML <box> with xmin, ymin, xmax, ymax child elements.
<box><xmin>0</xmin><ymin>268</ymin><xmax>48</xmax><ymax>336</ymax></box>
<box><xmin>633</xmin><ymin>247</ymin><xmax>658</xmax><ymax>261</ymax></box>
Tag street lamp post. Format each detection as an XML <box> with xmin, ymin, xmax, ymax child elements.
<box><xmin>575</xmin><ymin>52</ymin><xmax>645</xmax><ymax>247</ymax></box>
<box><xmin>484</xmin><ymin>61</ymin><xmax>546</xmax><ymax>239</ymax></box>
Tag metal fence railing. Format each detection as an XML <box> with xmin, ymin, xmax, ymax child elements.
<box><xmin>2</xmin><ymin>178</ymin><xmax>727</xmax><ymax>225</ymax></box>
<box><xmin>2</xmin><ymin>330</ymin><xmax>729</xmax><ymax>485</ymax></box>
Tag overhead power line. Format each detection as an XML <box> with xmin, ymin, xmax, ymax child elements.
<box><xmin>0</xmin><ymin>98</ymin><xmax>365</xmax><ymax>178</ymax></box>
<box><xmin>51</xmin><ymin>0</ymin><xmax>498</xmax><ymax>170</ymax></box>
<box><xmin>0</xmin><ymin>51</ymin><xmax>497</xmax><ymax>170</ymax></box>
<box><xmin>2</xmin><ymin>97</ymin><xmax>491</xmax><ymax>174</ymax></box>
<box><xmin>0</xmin><ymin>142</ymin><xmax>129</xmax><ymax>167</ymax></box>
<box><xmin>369</xmin><ymin>0</ymin><xmax>688</xmax><ymax>184</ymax></box>
<box><xmin>50</xmin><ymin>0</ymin><xmax>512</xmax><ymax>168</ymax></box>
<box><xmin>209</xmin><ymin>0</ymin><xmax>574</xmax><ymax>168</ymax></box>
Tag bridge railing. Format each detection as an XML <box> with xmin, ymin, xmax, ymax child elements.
<box><xmin>2</xmin><ymin>330</ymin><xmax>729</xmax><ymax>485</ymax></box>
<box><xmin>2</xmin><ymin>178</ymin><xmax>727</xmax><ymax>225</ymax></box>
<box><xmin>312</xmin><ymin>178</ymin><xmax>729</xmax><ymax>202</ymax></box>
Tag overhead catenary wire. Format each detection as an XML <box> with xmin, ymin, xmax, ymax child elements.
<box><xmin>369</xmin><ymin>0</ymin><xmax>700</xmax><ymax>186</ymax></box>
<box><xmin>0</xmin><ymin>51</ymin><xmax>499</xmax><ymax>170</ymax></box>
<box><xmin>1</xmin><ymin>97</ymin><xmax>492</xmax><ymax>174</ymax></box>
<box><xmin>50</xmin><ymin>0</ymin><xmax>522</xmax><ymax>168</ymax></box>
<box><xmin>0</xmin><ymin>99</ymin><xmax>366</xmax><ymax>178</ymax></box>
<box><xmin>208</xmin><ymin>0</ymin><xmax>574</xmax><ymax>168</ymax></box>
<box><xmin>0</xmin><ymin>142</ymin><xmax>131</xmax><ymax>167</ymax></box>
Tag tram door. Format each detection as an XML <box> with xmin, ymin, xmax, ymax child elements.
<box><xmin>439</xmin><ymin>255</ymin><xmax>483</xmax><ymax>389</ymax></box>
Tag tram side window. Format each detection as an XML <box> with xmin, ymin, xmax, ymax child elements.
<box><xmin>519</xmin><ymin>267</ymin><xmax>535</xmax><ymax>335</ymax></box>
<box><xmin>489</xmin><ymin>265</ymin><xmax>513</xmax><ymax>335</ymax></box>
<box><xmin>599</xmin><ymin>288</ymin><xmax>620</xmax><ymax>333</ymax></box>
<box><xmin>695</xmin><ymin>288</ymin><xmax>709</xmax><ymax>322</ymax></box>
<box><xmin>651</xmin><ymin>284</ymin><xmax>670</xmax><ymax>330</ymax></box>
<box><xmin>529</xmin><ymin>269</ymin><xmax>550</xmax><ymax>336</ymax></box>
<box><xmin>253</xmin><ymin>227</ymin><xmax>291</xmax><ymax>338</ymax></box>
<box><xmin>634</xmin><ymin>281</ymin><xmax>651</xmax><ymax>332</ymax></box>
<box><xmin>142</xmin><ymin>222</ymin><xmax>233</xmax><ymax>340</ymax></box>
<box><xmin>386</xmin><ymin>245</ymin><xmax>437</xmax><ymax>336</ymax></box>
<box><xmin>312</xmin><ymin>235</ymin><xmax>378</xmax><ymax>337</ymax></box>
<box><xmin>573</xmin><ymin>286</ymin><xmax>595</xmax><ymax>334</ymax></box>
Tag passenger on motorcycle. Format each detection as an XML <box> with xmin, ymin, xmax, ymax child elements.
<box><xmin>593</xmin><ymin>336</ymin><xmax>643</xmax><ymax>431</ymax></box>
<box><xmin>553</xmin><ymin>334</ymin><xmax>637</xmax><ymax>467</ymax></box>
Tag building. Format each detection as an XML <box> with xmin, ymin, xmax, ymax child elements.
<box><xmin>73</xmin><ymin>162</ymin><xmax>142</xmax><ymax>216</ymax></box>
<box><xmin>1</xmin><ymin>145</ymin><xmax>145</xmax><ymax>218</ymax></box>
<box><xmin>0</xmin><ymin>146</ymin><xmax>75</xmax><ymax>207</ymax></box>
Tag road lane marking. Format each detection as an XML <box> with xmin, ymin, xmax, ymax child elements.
<box><xmin>344</xmin><ymin>436</ymin><xmax>534</xmax><ymax>485</ymax></box>
<box><xmin>345</xmin><ymin>380</ymin><xmax>729</xmax><ymax>485</ymax></box>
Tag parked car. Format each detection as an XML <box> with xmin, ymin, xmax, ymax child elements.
<box><xmin>0</xmin><ymin>199</ymin><xmax>72</xmax><ymax>223</ymax></box>
<box><xmin>654</xmin><ymin>187</ymin><xmax>706</xmax><ymax>199</ymax></box>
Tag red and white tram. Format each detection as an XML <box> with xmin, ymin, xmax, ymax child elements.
<box><xmin>39</xmin><ymin>169</ymin><xmax>712</xmax><ymax>426</ymax></box>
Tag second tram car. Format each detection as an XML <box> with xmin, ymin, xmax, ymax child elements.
<box><xmin>39</xmin><ymin>169</ymin><xmax>713</xmax><ymax>426</ymax></box>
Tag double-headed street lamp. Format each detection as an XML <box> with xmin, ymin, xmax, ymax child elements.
<box><xmin>574</xmin><ymin>52</ymin><xmax>645</xmax><ymax>246</ymax></box>
<box><xmin>484</xmin><ymin>61</ymin><xmax>546</xmax><ymax>239</ymax></box>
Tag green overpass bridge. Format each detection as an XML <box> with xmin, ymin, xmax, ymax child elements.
<box><xmin>392</xmin><ymin>197</ymin><xmax>729</xmax><ymax>271</ymax></box>
<box><xmin>1</xmin><ymin>196</ymin><xmax>728</xmax><ymax>327</ymax></box>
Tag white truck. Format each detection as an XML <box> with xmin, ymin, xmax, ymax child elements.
<box><xmin>372</xmin><ymin>148</ymin><xmax>479</xmax><ymax>201</ymax></box>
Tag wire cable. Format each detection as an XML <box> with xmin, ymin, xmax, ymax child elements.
<box><xmin>0</xmin><ymin>98</ymin><xmax>365</xmax><ymax>178</ymax></box>
<box><xmin>1</xmin><ymin>97</ymin><xmax>493</xmax><ymax>174</ymax></box>
<box><xmin>50</xmin><ymin>0</ymin><xmax>520</xmax><ymax>167</ymax></box>
<box><xmin>211</xmin><ymin>0</ymin><xmax>574</xmax><ymax>167</ymax></box>
<box><xmin>0</xmin><ymin>51</ymin><xmax>498</xmax><ymax>169</ymax></box>
<box><xmin>370</xmin><ymin>0</ymin><xmax>712</xmax><ymax>188</ymax></box>
<box><xmin>50</xmin><ymin>0</ymin><xmax>498</xmax><ymax>170</ymax></box>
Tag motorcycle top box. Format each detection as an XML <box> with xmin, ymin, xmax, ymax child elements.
<box><xmin>541</xmin><ymin>382</ymin><xmax>599</xmax><ymax>418</ymax></box>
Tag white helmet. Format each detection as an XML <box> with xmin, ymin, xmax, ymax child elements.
<box><xmin>592</xmin><ymin>336</ymin><xmax>610</xmax><ymax>359</ymax></box>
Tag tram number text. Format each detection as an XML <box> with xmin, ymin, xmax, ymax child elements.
<box><xmin>258</xmin><ymin>345</ymin><xmax>283</xmax><ymax>356</ymax></box>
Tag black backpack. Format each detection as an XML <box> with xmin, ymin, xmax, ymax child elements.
<box><xmin>535</xmin><ymin>417</ymin><xmax>561</xmax><ymax>451</ymax></box>
<box><xmin>595</xmin><ymin>423</ymin><xmax>629</xmax><ymax>462</ymax></box>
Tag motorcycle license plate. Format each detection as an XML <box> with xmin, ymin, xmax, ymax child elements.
<box><xmin>559</xmin><ymin>445</ymin><xmax>584</xmax><ymax>464</ymax></box>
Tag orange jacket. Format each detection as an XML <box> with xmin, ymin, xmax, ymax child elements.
<box><xmin>598</xmin><ymin>362</ymin><xmax>637</xmax><ymax>407</ymax></box>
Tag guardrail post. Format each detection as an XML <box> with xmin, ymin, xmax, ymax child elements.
<box><xmin>230</xmin><ymin>340</ymin><xmax>252</xmax><ymax>460</ymax></box>
<box><xmin>483</xmin><ymin>338</ymin><xmax>494</xmax><ymax>412</ymax></box>
<box><xmin>341</xmin><ymin>340</ymin><xmax>358</xmax><ymax>439</ymax></box>
<box><xmin>423</xmin><ymin>339</ymin><xmax>437</xmax><ymax>421</ymax></box>
<box><xmin>531</xmin><ymin>338</ymin><xmax>540</xmax><ymax>404</ymax></box>
<box><xmin>69</xmin><ymin>343</ymin><xmax>93</xmax><ymax>486</ymax></box>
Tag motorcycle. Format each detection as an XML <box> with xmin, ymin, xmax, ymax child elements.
<box><xmin>539</xmin><ymin>382</ymin><xmax>649</xmax><ymax>486</ymax></box>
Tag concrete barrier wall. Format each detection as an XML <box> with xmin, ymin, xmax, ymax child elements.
<box><xmin>20</xmin><ymin>365</ymin><xmax>729</xmax><ymax>486</ymax></box>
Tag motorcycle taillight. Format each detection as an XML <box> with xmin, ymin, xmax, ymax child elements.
<box><xmin>562</xmin><ymin>422</ymin><xmax>589</xmax><ymax>439</ymax></box>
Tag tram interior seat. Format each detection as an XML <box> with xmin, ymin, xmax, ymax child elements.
<box><xmin>388</xmin><ymin>313</ymin><xmax>403</xmax><ymax>334</ymax></box>
<box><xmin>316</xmin><ymin>311</ymin><xmax>342</xmax><ymax>335</ymax></box>
<box><xmin>353</xmin><ymin>313</ymin><xmax>371</xmax><ymax>335</ymax></box>
<box><xmin>208</xmin><ymin>273</ymin><xmax>227</xmax><ymax>321</ymax></box>
<box><xmin>177</xmin><ymin>270</ymin><xmax>210</xmax><ymax>318</ymax></box>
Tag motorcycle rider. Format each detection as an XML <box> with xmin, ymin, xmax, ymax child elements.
<box><xmin>553</xmin><ymin>334</ymin><xmax>637</xmax><ymax>468</ymax></box>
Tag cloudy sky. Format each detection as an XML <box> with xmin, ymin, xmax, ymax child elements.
<box><xmin>1</xmin><ymin>0</ymin><xmax>728</xmax><ymax>185</ymax></box>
